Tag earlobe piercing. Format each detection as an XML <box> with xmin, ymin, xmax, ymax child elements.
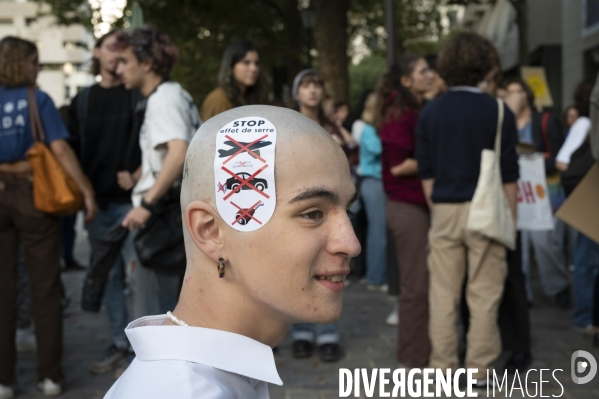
<box><xmin>218</xmin><ymin>258</ymin><xmax>225</xmax><ymax>278</ymax></box>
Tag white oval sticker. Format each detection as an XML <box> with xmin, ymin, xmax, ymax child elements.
<box><xmin>213</xmin><ymin>117</ymin><xmax>277</xmax><ymax>232</ymax></box>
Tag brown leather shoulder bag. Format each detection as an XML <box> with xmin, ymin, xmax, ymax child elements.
<box><xmin>26</xmin><ymin>88</ymin><xmax>84</xmax><ymax>215</ymax></box>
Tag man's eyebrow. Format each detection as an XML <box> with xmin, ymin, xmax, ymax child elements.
<box><xmin>347</xmin><ymin>189</ymin><xmax>359</xmax><ymax>206</ymax></box>
<box><xmin>288</xmin><ymin>187</ymin><xmax>359</xmax><ymax>206</ymax></box>
<box><xmin>289</xmin><ymin>188</ymin><xmax>341</xmax><ymax>205</ymax></box>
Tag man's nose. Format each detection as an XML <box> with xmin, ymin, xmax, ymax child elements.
<box><xmin>327</xmin><ymin>212</ymin><xmax>361</xmax><ymax>259</ymax></box>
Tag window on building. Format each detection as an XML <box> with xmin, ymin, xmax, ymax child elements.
<box><xmin>583</xmin><ymin>0</ymin><xmax>599</xmax><ymax>36</ymax></box>
<box><xmin>25</xmin><ymin>18</ymin><xmax>36</xmax><ymax>26</ymax></box>
<box><xmin>447</xmin><ymin>11</ymin><xmax>458</xmax><ymax>28</ymax></box>
<box><xmin>0</xmin><ymin>18</ymin><xmax>13</xmax><ymax>25</ymax></box>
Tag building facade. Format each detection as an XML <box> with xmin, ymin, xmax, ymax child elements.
<box><xmin>461</xmin><ymin>0</ymin><xmax>599</xmax><ymax>114</ymax></box>
<box><xmin>563</xmin><ymin>0</ymin><xmax>599</xmax><ymax>109</ymax></box>
<box><xmin>0</xmin><ymin>0</ymin><xmax>95</xmax><ymax>107</ymax></box>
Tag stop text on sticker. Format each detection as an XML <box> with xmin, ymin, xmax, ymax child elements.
<box><xmin>220</xmin><ymin>119</ymin><xmax>275</xmax><ymax>134</ymax></box>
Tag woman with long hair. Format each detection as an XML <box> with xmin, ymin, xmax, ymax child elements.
<box><xmin>377</xmin><ymin>54</ymin><xmax>433</xmax><ymax>369</ymax></box>
<box><xmin>200</xmin><ymin>41</ymin><xmax>263</xmax><ymax>121</ymax></box>
<box><xmin>357</xmin><ymin>93</ymin><xmax>388</xmax><ymax>291</ymax></box>
<box><xmin>563</xmin><ymin>105</ymin><xmax>580</xmax><ymax>135</ymax></box>
<box><xmin>0</xmin><ymin>36</ymin><xmax>97</xmax><ymax>397</ymax></box>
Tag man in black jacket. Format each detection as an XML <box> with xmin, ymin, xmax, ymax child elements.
<box><xmin>68</xmin><ymin>30</ymin><xmax>141</xmax><ymax>375</ymax></box>
<box><xmin>504</xmin><ymin>78</ymin><xmax>570</xmax><ymax>309</ymax></box>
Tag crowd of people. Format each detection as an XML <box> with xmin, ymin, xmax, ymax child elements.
<box><xmin>0</xmin><ymin>24</ymin><xmax>598</xmax><ymax>398</ymax></box>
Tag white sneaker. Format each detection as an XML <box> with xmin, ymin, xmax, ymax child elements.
<box><xmin>386</xmin><ymin>303</ymin><xmax>399</xmax><ymax>326</ymax></box>
<box><xmin>16</xmin><ymin>327</ymin><xmax>37</xmax><ymax>353</ymax></box>
<box><xmin>37</xmin><ymin>378</ymin><xmax>61</xmax><ymax>396</ymax></box>
<box><xmin>366</xmin><ymin>283</ymin><xmax>389</xmax><ymax>293</ymax></box>
<box><xmin>0</xmin><ymin>384</ymin><xmax>14</xmax><ymax>399</ymax></box>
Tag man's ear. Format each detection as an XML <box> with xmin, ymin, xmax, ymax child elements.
<box><xmin>141</xmin><ymin>58</ymin><xmax>153</xmax><ymax>74</ymax></box>
<box><xmin>184</xmin><ymin>201</ymin><xmax>224</xmax><ymax>261</ymax></box>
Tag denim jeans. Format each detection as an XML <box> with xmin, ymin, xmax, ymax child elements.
<box><xmin>86</xmin><ymin>203</ymin><xmax>135</xmax><ymax>349</ymax></box>
<box><xmin>360</xmin><ymin>177</ymin><xmax>387</xmax><ymax>286</ymax></box>
<box><xmin>574</xmin><ymin>232</ymin><xmax>599</xmax><ymax>328</ymax></box>
<box><xmin>292</xmin><ymin>323</ymin><xmax>339</xmax><ymax>346</ymax></box>
<box><xmin>60</xmin><ymin>214</ymin><xmax>77</xmax><ymax>264</ymax></box>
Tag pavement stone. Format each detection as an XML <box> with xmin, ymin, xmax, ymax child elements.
<box><xmin>11</xmin><ymin>225</ymin><xmax>599</xmax><ymax>398</ymax></box>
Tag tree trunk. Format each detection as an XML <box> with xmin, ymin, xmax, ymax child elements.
<box><xmin>509</xmin><ymin>0</ymin><xmax>529</xmax><ymax>66</ymax></box>
<box><xmin>283</xmin><ymin>1</ymin><xmax>304</xmax><ymax>97</ymax></box>
<box><xmin>385</xmin><ymin>0</ymin><xmax>396</xmax><ymax>68</ymax></box>
<box><xmin>314</xmin><ymin>0</ymin><xmax>349</xmax><ymax>102</ymax></box>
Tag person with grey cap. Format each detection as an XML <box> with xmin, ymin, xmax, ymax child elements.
<box><xmin>102</xmin><ymin>105</ymin><xmax>360</xmax><ymax>398</ymax></box>
<box><xmin>289</xmin><ymin>69</ymin><xmax>355</xmax><ymax>362</ymax></box>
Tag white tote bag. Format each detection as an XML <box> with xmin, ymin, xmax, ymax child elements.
<box><xmin>516</xmin><ymin>153</ymin><xmax>554</xmax><ymax>230</ymax></box>
<box><xmin>466</xmin><ymin>99</ymin><xmax>516</xmax><ymax>250</ymax></box>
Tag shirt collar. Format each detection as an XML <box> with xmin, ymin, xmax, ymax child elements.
<box><xmin>125</xmin><ymin>315</ymin><xmax>283</xmax><ymax>386</ymax></box>
<box><xmin>449</xmin><ymin>86</ymin><xmax>484</xmax><ymax>94</ymax></box>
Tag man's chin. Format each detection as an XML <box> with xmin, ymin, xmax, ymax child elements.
<box><xmin>296</xmin><ymin>305</ymin><xmax>343</xmax><ymax>325</ymax></box>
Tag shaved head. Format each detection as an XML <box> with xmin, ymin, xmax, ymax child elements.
<box><xmin>181</xmin><ymin>105</ymin><xmax>339</xmax><ymax>243</ymax></box>
<box><xmin>178</xmin><ymin>105</ymin><xmax>360</xmax><ymax>338</ymax></box>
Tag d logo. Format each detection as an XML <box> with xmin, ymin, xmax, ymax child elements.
<box><xmin>571</xmin><ymin>350</ymin><xmax>597</xmax><ymax>384</ymax></box>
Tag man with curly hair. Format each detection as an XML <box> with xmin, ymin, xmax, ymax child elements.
<box><xmin>416</xmin><ymin>33</ymin><xmax>519</xmax><ymax>389</ymax></box>
<box><xmin>67</xmin><ymin>30</ymin><xmax>143</xmax><ymax>377</ymax></box>
<box><xmin>114</xmin><ymin>27</ymin><xmax>201</xmax><ymax>319</ymax></box>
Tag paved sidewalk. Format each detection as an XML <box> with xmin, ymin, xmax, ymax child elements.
<box><xmin>12</xmin><ymin>225</ymin><xmax>599</xmax><ymax>398</ymax></box>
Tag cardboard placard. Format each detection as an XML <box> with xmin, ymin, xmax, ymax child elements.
<box><xmin>556</xmin><ymin>163</ymin><xmax>599</xmax><ymax>245</ymax></box>
<box><xmin>521</xmin><ymin>66</ymin><xmax>554</xmax><ymax>111</ymax></box>
<box><xmin>517</xmin><ymin>154</ymin><xmax>553</xmax><ymax>230</ymax></box>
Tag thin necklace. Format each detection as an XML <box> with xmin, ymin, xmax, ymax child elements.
<box><xmin>166</xmin><ymin>311</ymin><xmax>189</xmax><ymax>326</ymax></box>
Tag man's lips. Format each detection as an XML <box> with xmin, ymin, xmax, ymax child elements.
<box><xmin>314</xmin><ymin>273</ymin><xmax>347</xmax><ymax>292</ymax></box>
<box><xmin>313</xmin><ymin>270</ymin><xmax>349</xmax><ymax>292</ymax></box>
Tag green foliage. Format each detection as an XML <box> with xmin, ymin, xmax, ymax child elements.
<box><xmin>37</xmin><ymin>0</ymin><xmax>465</xmax><ymax>107</ymax></box>
<box><xmin>348</xmin><ymin>53</ymin><xmax>386</xmax><ymax>107</ymax></box>
<box><xmin>35</xmin><ymin>0</ymin><xmax>91</xmax><ymax>26</ymax></box>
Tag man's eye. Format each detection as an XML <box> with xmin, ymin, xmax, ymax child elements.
<box><xmin>301</xmin><ymin>210</ymin><xmax>323</xmax><ymax>222</ymax></box>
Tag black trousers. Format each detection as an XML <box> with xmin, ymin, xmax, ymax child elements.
<box><xmin>461</xmin><ymin>233</ymin><xmax>531</xmax><ymax>356</ymax></box>
<box><xmin>498</xmin><ymin>233</ymin><xmax>531</xmax><ymax>353</ymax></box>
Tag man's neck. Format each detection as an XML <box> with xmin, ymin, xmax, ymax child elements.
<box><xmin>140</xmin><ymin>73</ymin><xmax>164</xmax><ymax>98</ymax></box>
<box><xmin>172</xmin><ymin>269</ymin><xmax>287</xmax><ymax>347</ymax></box>
<box><xmin>98</xmin><ymin>70</ymin><xmax>121</xmax><ymax>89</ymax></box>
<box><xmin>300</xmin><ymin>105</ymin><xmax>320</xmax><ymax>124</ymax></box>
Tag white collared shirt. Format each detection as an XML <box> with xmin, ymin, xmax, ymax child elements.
<box><xmin>103</xmin><ymin>315</ymin><xmax>283</xmax><ymax>399</ymax></box>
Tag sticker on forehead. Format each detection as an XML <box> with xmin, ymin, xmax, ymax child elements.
<box><xmin>214</xmin><ymin>117</ymin><xmax>277</xmax><ymax>232</ymax></box>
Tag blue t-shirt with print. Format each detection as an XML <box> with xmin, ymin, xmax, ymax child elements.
<box><xmin>0</xmin><ymin>86</ymin><xmax>69</xmax><ymax>163</ymax></box>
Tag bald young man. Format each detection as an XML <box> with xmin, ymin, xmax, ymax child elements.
<box><xmin>104</xmin><ymin>105</ymin><xmax>360</xmax><ymax>398</ymax></box>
